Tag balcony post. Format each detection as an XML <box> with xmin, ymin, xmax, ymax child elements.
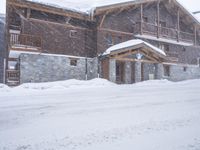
<box><xmin>157</xmin><ymin>1</ymin><xmax>160</xmax><ymax>38</ymax></box>
<box><xmin>194</xmin><ymin>25</ymin><xmax>197</xmax><ymax>46</ymax></box>
<box><xmin>177</xmin><ymin>8</ymin><xmax>180</xmax><ymax>42</ymax></box>
<box><xmin>140</xmin><ymin>4</ymin><xmax>143</xmax><ymax>35</ymax></box>
<box><xmin>27</xmin><ymin>8</ymin><xmax>31</xmax><ymax>19</ymax></box>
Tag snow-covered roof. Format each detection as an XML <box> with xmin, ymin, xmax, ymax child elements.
<box><xmin>194</xmin><ymin>13</ymin><xmax>200</xmax><ymax>22</ymax></box>
<box><xmin>175</xmin><ymin>0</ymin><xmax>200</xmax><ymax>24</ymax></box>
<box><xmin>0</xmin><ymin>14</ymin><xmax>5</xmax><ymax>24</ymax></box>
<box><xmin>103</xmin><ymin>39</ymin><xmax>166</xmax><ymax>56</ymax></box>
<box><xmin>26</xmin><ymin>0</ymin><xmax>200</xmax><ymax>24</ymax></box>
<box><xmin>27</xmin><ymin>0</ymin><xmax>137</xmax><ymax>14</ymax></box>
<box><xmin>134</xmin><ymin>34</ymin><xmax>193</xmax><ymax>46</ymax></box>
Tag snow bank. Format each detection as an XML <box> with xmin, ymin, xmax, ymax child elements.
<box><xmin>17</xmin><ymin>78</ymin><xmax>115</xmax><ymax>90</ymax></box>
<box><xmin>1</xmin><ymin>79</ymin><xmax>200</xmax><ymax>150</ymax></box>
<box><xmin>0</xmin><ymin>84</ymin><xmax>10</xmax><ymax>92</ymax></box>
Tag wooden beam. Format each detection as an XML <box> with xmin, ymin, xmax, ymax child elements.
<box><xmin>111</xmin><ymin>50</ymin><xmax>138</xmax><ymax>59</ymax></box>
<box><xmin>94</xmin><ymin>0</ymin><xmax>157</xmax><ymax>16</ymax></box>
<box><xmin>98</xmin><ymin>27</ymin><xmax>133</xmax><ymax>36</ymax></box>
<box><xmin>157</xmin><ymin>1</ymin><xmax>160</xmax><ymax>38</ymax></box>
<box><xmin>139</xmin><ymin>51</ymin><xmax>159</xmax><ymax>62</ymax></box>
<box><xmin>140</xmin><ymin>4</ymin><xmax>143</xmax><ymax>35</ymax></box>
<box><xmin>177</xmin><ymin>8</ymin><xmax>180</xmax><ymax>42</ymax></box>
<box><xmin>8</xmin><ymin>57</ymin><xmax>18</xmax><ymax>61</ymax></box>
<box><xmin>29</xmin><ymin>18</ymin><xmax>92</xmax><ymax>31</ymax></box>
<box><xmin>8</xmin><ymin>0</ymin><xmax>90</xmax><ymax>21</ymax></box>
<box><xmin>27</xmin><ymin>8</ymin><xmax>31</xmax><ymax>19</ymax></box>
<box><xmin>194</xmin><ymin>24</ymin><xmax>197</xmax><ymax>45</ymax></box>
<box><xmin>99</xmin><ymin>15</ymin><xmax>106</xmax><ymax>28</ymax></box>
<box><xmin>115</xmin><ymin>57</ymin><xmax>159</xmax><ymax>64</ymax></box>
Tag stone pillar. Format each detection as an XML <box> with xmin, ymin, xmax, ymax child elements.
<box><xmin>135</xmin><ymin>61</ymin><xmax>142</xmax><ymax>83</ymax></box>
<box><xmin>155</xmin><ymin>63</ymin><xmax>164</xmax><ymax>79</ymax></box>
<box><xmin>125</xmin><ymin>61</ymin><xmax>132</xmax><ymax>84</ymax></box>
<box><xmin>109</xmin><ymin>59</ymin><xmax>116</xmax><ymax>83</ymax></box>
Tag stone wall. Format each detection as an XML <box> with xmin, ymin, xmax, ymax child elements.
<box><xmin>19</xmin><ymin>53</ymin><xmax>98</xmax><ymax>83</ymax></box>
<box><xmin>164</xmin><ymin>64</ymin><xmax>200</xmax><ymax>81</ymax></box>
<box><xmin>107</xmin><ymin>58</ymin><xmax>200</xmax><ymax>84</ymax></box>
<box><xmin>143</xmin><ymin>39</ymin><xmax>200</xmax><ymax>65</ymax></box>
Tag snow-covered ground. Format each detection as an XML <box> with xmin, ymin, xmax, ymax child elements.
<box><xmin>0</xmin><ymin>79</ymin><xmax>200</xmax><ymax>150</ymax></box>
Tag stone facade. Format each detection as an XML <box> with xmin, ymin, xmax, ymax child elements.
<box><xmin>108</xmin><ymin>59</ymin><xmax>116</xmax><ymax>83</ymax></box>
<box><xmin>164</xmin><ymin>64</ymin><xmax>200</xmax><ymax>81</ymax></box>
<box><xmin>107</xmin><ymin>59</ymin><xmax>200</xmax><ymax>84</ymax></box>
<box><xmin>19</xmin><ymin>53</ymin><xmax>98</xmax><ymax>83</ymax></box>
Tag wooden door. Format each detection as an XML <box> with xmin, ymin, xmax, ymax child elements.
<box><xmin>116</xmin><ymin>61</ymin><xmax>125</xmax><ymax>84</ymax></box>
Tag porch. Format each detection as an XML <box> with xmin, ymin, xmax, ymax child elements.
<box><xmin>101</xmin><ymin>39</ymin><xmax>168</xmax><ymax>84</ymax></box>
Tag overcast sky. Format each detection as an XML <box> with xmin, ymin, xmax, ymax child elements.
<box><xmin>0</xmin><ymin>0</ymin><xmax>199</xmax><ymax>14</ymax></box>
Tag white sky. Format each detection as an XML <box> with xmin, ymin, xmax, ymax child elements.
<box><xmin>0</xmin><ymin>0</ymin><xmax>199</xmax><ymax>14</ymax></box>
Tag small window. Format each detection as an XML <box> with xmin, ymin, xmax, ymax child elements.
<box><xmin>116</xmin><ymin>36</ymin><xmax>122</xmax><ymax>44</ymax></box>
<box><xmin>183</xmin><ymin>67</ymin><xmax>187</xmax><ymax>72</ymax></box>
<box><xmin>70</xmin><ymin>59</ymin><xmax>78</xmax><ymax>66</ymax></box>
<box><xmin>156</xmin><ymin>20</ymin><xmax>166</xmax><ymax>27</ymax></box>
<box><xmin>159</xmin><ymin>43</ymin><xmax>169</xmax><ymax>52</ymax></box>
<box><xmin>105</xmin><ymin>34</ymin><xmax>113</xmax><ymax>46</ymax></box>
<box><xmin>164</xmin><ymin>65</ymin><xmax>170</xmax><ymax>77</ymax></box>
<box><xmin>143</xmin><ymin>16</ymin><xmax>148</xmax><ymax>22</ymax></box>
<box><xmin>70</xmin><ymin>30</ymin><xmax>78</xmax><ymax>38</ymax></box>
<box><xmin>159</xmin><ymin>21</ymin><xmax>166</xmax><ymax>27</ymax></box>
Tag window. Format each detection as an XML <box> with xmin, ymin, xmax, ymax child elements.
<box><xmin>70</xmin><ymin>30</ymin><xmax>78</xmax><ymax>38</ymax></box>
<box><xmin>143</xmin><ymin>16</ymin><xmax>148</xmax><ymax>22</ymax></box>
<box><xmin>70</xmin><ymin>58</ymin><xmax>78</xmax><ymax>66</ymax></box>
<box><xmin>183</xmin><ymin>67</ymin><xmax>187</xmax><ymax>72</ymax></box>
<box><xmin>155</xmin><ymin>20</ymin><xmax>166</xmax><ymax>27</ymax></box>
<box><xmin>159</xmin><ymin>43</ymin><xmax>169</xmax><ymax>52</ymax></box>
<box><xmin>116</xmin><ymin>36</ymin><xmax>122</xmax><ymax>44</ymax></box>
<box><xmin>105</xmin><ymin>34</ymin><xmax>113</xmax><ymax>46</ymax></box>
<box><xmin>164</xmin><ymin>65</ymin><xmax>170</xmax><ymax>77</ymax></box>
<box><xmin>159</xmin><ymin>21</ymin><xmax>166</xmax><ymax>27</ymax></box>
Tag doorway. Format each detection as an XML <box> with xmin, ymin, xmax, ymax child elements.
<box><xmin>116</xmin><ymin>61</ymin><xmax>125</xmax><ymax>84</ymax></box>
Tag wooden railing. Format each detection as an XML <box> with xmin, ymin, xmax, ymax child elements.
<box><xmin>9</xmin><ymin>33</ymin><xmax>42</xmax><ymax>50</ymax></box>
<box><xmin>6</xmin><ymin>70</ymin><xmax>20</xmax><ymax>82</ymax></box>
<box><xmin>134</xmin><ymin>22</ymin><xmax>194</xmax><ymax>44</ymax></box>
<box><xmin>165</xmin><ymin>51</ymin><xmax>179</xmax><ymax>62</ymax></box>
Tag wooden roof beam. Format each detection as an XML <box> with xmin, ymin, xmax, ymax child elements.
<box><xmin>94</xmin><ymin>0</ymin><xmax>157</xmax><ymax>16</ymax></box>
<box><xmin>7</xmin><ymin>0</ymin><xmax>91</xmax><ymax>21</ymax></box>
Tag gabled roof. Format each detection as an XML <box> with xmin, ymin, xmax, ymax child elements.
<box><xmin>103</xmin><ymin>39</ymin><xmax>166</xmax><ymax>56</ymax></box>
<box><xmin>103</xmin><ymin>39</ymin><xmax>169</xmax><ymax>63</ymax></box>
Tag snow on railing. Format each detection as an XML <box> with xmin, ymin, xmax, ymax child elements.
<box><xmin>134</xmin><ymin>21</ymin><xmax>194</xmax><ymax>44</ymax></box>
<box><xmin>9</xmin><ymin>33</ymin><xmax>42</xmax><ymax>50</ymax></box>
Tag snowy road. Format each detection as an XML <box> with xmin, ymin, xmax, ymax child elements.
<box><xmin>0</xmin><ymin>79</ymin><xmax>200</xmax><ymax>150</ymax></box>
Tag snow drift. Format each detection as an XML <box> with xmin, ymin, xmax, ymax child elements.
<box><xmin>0</xmin><ymin>79</ymin><xmax>200</xmax><ymax>150</ymax></box>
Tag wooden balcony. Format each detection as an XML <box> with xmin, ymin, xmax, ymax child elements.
<box><xmin>165</xmin><ymin>51</ymin><xmax>179</xmax><ymax>62</ymax></box>
<box><xmin>134</xmin><ymin>22</ymin><xmax>195</xmax><ymax>44</ymax></box>
<box><xmin>9</xmin><ymin>33</ymin><xmax>42</xmax><ymax>51</ymax></box>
